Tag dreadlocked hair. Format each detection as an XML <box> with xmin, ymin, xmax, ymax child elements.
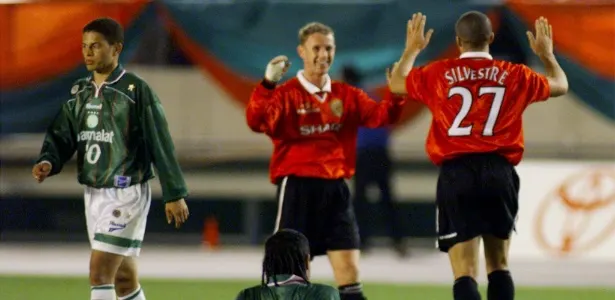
<box><xmin>261</xmin><ymin>229</ymin><xmax>311</xmax><ymax>286</ymax></box>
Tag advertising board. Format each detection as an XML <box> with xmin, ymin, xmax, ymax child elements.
<box><xmin>510</xmin><ymin>160</ymin><xmax>615</xmax><ymax>261</ymax></box>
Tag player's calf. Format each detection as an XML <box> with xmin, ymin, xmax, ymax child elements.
<box><xmin>483</xmin><ymin>235</ymin><xmax>514</xmax><ymax>300</ymax></box>
<box><xmin>448</xmin><ymin>238</ymin><xmax>481</xmax><ymax>300</ymax></box>
<box><xmin>327</xmin><ymin>250</ymin><xmax>366</xmax><ymax>300</ymax></box>
<box><xmin>89</xmin><ymin>250</ymin><xmax>124</xmax><ymax>300</ymax></box>
<box><xmin>115</xmin><ymin>257</ymin><xmax>147</xmax><ymax>300</ymax></box>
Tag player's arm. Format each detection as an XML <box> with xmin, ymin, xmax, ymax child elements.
<box><xmin>388</xmin><ymin>51</ymin><xmax>418</xmax><ymax>95</ymax></box>
<box><xmin>354</xmin><ymin>87</ymin><xmax>406</xmax><ymax>128</ymax></box>
<box><xmin>34</xmin><ymin>100</ymin><xmax>78</xmax><ymax>181</ymax></box>
<box><xmin>389</xmin><ymin>13</ymin><xmax>433</xmax><ymax>95</ymax></box>
<box><xmin>539</xmin><ymin>54</ymin><xmax>567</xmax><ymax>97</ymax></box>
<box><xmin>526</xmin><ymin>17</ymin><xmax>568</xmax><ymax>97</ymax></box>
<box><xmin>246</xmin><ymin>55</ymin><xmax>290</xmax><ymax>135</ymax></box>
<box><xmin>246</xmin><ymin>80</ymin><xmax>286</xmax><ymax>136</ymax></box>
<box><xmin>138</xmin><ymin>83</ymin><xmax>188</xmax><ymax>203</ymax></box>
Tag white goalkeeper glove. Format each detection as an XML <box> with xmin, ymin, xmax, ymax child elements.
<box><xmin>265</xmin><ymin>55</ymin><xmax>290</xmax><ymax>83</ymax></box>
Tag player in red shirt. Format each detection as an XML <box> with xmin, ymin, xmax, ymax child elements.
<box><xmin>246</xmin><ymin>22</ymin><xmax>406</xmax><ymax>300</ymax></box>
<box><xmin>388</xmin><ymin>12</ymin><xmax>568</xmax><ymax>300</ymax></box>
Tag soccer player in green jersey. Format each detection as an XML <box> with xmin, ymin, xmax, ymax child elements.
<box><xmin>236</xmin><ymin>229</ymin><xmax>340</xmax><ymax>300</ymax></box>
<box><xmin>31</xmin><ymin>18</ymin><xmax>189</xmax><ymax>300</ymax></box>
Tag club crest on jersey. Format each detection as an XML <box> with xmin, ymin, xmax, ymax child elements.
<box><xmin>330</xmin><ymin>98</ymin><xmax>343</xmax><ymax>117</ymax></box>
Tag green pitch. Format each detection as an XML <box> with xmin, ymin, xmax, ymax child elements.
<box><xmin>1</xmin><ymin>275</ymin><xmax>613</xmax><ymax>300</ymax></box>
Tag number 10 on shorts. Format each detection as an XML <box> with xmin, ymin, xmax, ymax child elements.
<box><xmin>85</xmin><ymin>143</ymin><xmax>102</xmax><ymax>164</ymax></box>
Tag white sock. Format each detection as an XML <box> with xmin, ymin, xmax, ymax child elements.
<box><xmin>91</xmin><ymin>284</ymin><xmax>116</xmax><ymax>300</ymax></box>
<box><xmin>118</xmin><ymin>285</ymin><xmax>146</xmax><ymax>300</ymax></box>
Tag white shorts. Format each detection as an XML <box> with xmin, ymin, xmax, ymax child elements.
<box><xmin>84</xmin><ymin>182</ymin><xmax>151</xmax><ymax>257</ymax></box>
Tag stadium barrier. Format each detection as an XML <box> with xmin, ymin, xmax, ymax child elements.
<box><xmin>510</xmin><ymin>160</ymin><xmax>615</xmax><ymax>261</ymax></box>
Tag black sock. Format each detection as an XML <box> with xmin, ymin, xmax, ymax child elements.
<box><xmin>453</xmin><ymin>276</ymin><xmax>481</xmax><ymax>300</ymax></box>
<box><xmin>339</xmin><ymin>282</ymin><xmax>366</xmax><ymax>300</ymax></box>
<box><xmin>488</xmin><ymin>270</ymin><xmax>514</xmax><ymax>300</ymax></box>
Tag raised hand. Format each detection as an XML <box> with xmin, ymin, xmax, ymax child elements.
<box><xmin>526</xmin><ymin>16</ymin><xmax>554</xmax><ymax>58</ymax></box>
<box><xmin>405</xmin><ymin>13</ymin><xmax>434</xmax><ymax>54</ymax></box>
<box><xmin>265</xmin><ymin>55</ymin><xmax>291</xmax><ymax>83</ymax></box>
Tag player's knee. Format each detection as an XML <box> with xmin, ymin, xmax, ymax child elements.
<box><xmin>448</xmin><ymin>239</ymin><xmax>480</xmax><ymax>279</ymax></box>
<box><xmin>89</xmin><ymin>267</ymin><xmax>115</xmax><ymax>286</ymax></box>
<box><xmin>89</xmin><ymin>250</ymin><xmax>123</xmax><ymax>286</ymax></box>
<box><xmin>114</xmin><ymin>278</ymin><xmax>138</xmax><ymax>296</ymax></box>
<box><xmin>89</xmin><ymin>262</ymin><xmax>116</xmax><ymax>285</ymax></box>
<box><xmin>115</xmin><ymin>268</ymin><xmax>138</xmax><ymax>296</ymax></box>
<box><xmin>451</xmin><ymin>260</ymin><xmax>479</xmax><ymax>279</ymax></box>
<box><xmin>483</xmin><ymin>236</ymin><xmax>510</xmax><ymax>273</ymax></box>
<box><xmin>113</xmin><ymin>257</ymin><xmax>140</xmax><ymax>296</ymax></box>
<box><xmin>485</xmin><ymin>251</ymin><xmax>508</xmax><ymax>273</ymax></box>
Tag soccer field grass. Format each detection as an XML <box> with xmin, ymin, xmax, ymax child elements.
<box><xmin>1</xmin><ymin>276</ymin><xmax>613</xmax><ymax>300</ymax></box>
<box><xmin>2</xmin><ymin>244</ymin><xmax>614</xmax><ymax>299</ymax></box>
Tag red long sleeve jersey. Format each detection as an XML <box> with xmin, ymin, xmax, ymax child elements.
<box><xmin>247</xmin><ymin>75</ymin><xmax>406</xmax><ymax>183</ymax></box>
<box><xmin>405</xmin><ymin>52</ymin><xmax>551</xmax><ymax>166</ymax></box>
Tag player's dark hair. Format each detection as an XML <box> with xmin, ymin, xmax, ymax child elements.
<box><xmin>342</xmin><ymin>65</ymin><xmax>361</xmax><ymax>87</ymax></box>
<box><xmin>455</xmin><ymin>11</ymin><xmax>493</xmax><ymax>50</ymax></box>
<box><xmin>261</xmin><ymin>229</ymin><xmax>310</xmax><ymax>286</ymax></box>
<box><xmin>83</xmin><ymin>17</ymin><xmax>124</xmax><ymax>45</ymax></box>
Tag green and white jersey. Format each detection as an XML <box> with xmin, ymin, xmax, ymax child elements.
<box><xmin>37</xmin><ymin>65</ymin><xmax>188</xmax><ymax>202</ymax></box>
<box><xmin>236</xmin><ymin>275</ymin><xmax>340</xmax><ymax>300</ymax></box>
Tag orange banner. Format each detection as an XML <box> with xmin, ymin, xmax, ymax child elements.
<box><xmin>507</xmin><ymin>0</ymin><xmax>615</xmax><ymax>79</ymax></box>
<box><xmin>0</xmin><ymin>1</ymin><xmax>149</xmax><ymax>89</ymax></box>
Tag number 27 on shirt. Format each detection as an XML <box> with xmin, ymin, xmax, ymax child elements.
<box><xmin>447</xmin><ymin>86</ymin><xmax>506</xmax><ymax>137</ymax></box>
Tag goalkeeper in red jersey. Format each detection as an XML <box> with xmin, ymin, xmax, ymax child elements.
<box><xmin>246</xmin><ymin>22</ymin><xmax>407</xmax><ymax>300</ymax></box>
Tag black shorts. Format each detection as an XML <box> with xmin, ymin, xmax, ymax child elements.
<box><xmin>436</xmin><ymin>153</ymin><xmax>520</xmax><ymax>253</ymax></box>
<box><xmin>274</xmin><ymin>176</ymin><xmax>361</xmax><ymax>257</ymax></box>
